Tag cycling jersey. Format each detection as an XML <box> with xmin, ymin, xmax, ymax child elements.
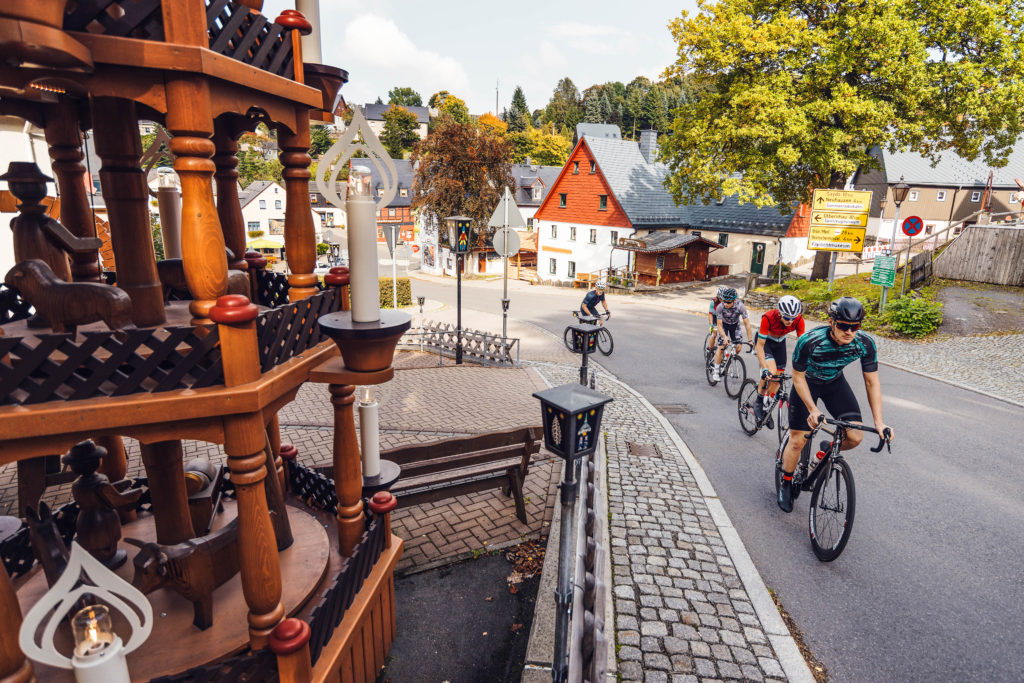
<box><xmin>708</xmin><ymin>297</ymin><xmax>722</xmax><ymax>321</ymax></box>
<box><xmin>758</xmin><ymin>309</ymin><xmax>805</xmax><ymax>342</ymax></box>
<box><xmin>791</xmin><ymin>325</ymin><xmax>878</xmax><ymax>384</ymax></box>
<box><xmin>581</xmin><ymin>290</ymin><xmax>605</xmax><ymax>312</ymax></box>
<box><xmin>714</xmin><ymin>301</ymin><xmax>748</xmax><ymax>326</ymax></box>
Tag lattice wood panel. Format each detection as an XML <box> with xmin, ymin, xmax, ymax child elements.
<box><xmin>151</xmin><ymin>648</ymin><xmax>277</xmax><ymax>683</ymax></box>
<box><xmin>64</xmin><ymin>0</ymin><xmax>165</xmax><ymax>39</ymax></box>
<box><xmin>256</xmin><ymin>288</ymin><xmax>342</xmax><ymax>372</ymax></box>
<box><xmin>0</xmin><ymin>284</ymin><xmax>33</xmax><ymax>324</ymax></box>
<box><xmin>206</xmin><ymin>0</ymin><xmax>295</xmax><ymax>78</ymax></box>
<box><xmin>253</xmin><ymin>269</ymin><xmax>291</xmax><ymax>308</ymax></box>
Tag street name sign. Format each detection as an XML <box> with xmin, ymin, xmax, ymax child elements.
<box><xmin>870</xmin><ymin>254</ymin><xmax>897</xmax><ymax>287</ymax></box>
<box><xmin>807</xmin><ymin>189</ymin><xmax>872</xmax><ymax>252</ymax></box>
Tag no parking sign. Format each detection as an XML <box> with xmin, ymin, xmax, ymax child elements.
<box><xmin>902</xmin><ymin>216</ymin><xmax>924</xmax><ymax>237</ymax></box>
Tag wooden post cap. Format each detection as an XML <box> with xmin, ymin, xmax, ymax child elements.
<box><xmin>279</xmin><ymin>444</ymin><xmax>298</xmax><ymax>461</ymax></box>
<box><xmin>368</xmin><ymin>491</ymin><xmax>397</xmax><ymax>514</ymax></box>
<box><xmin>244</xmin><ymin>251</ymin><xmax>268</xmax><ymax>270</ymax></box>
<box><xmin>275</xmin><ymin>9</ymin><xmax>313</xmax><ymax>35</ymax></box>
<box><xmin>268</xmin><ymin>617</ymin><xmax>311</xmax><ymax>655</ymax></box>
<box><xmin>210</xmin><ymin>294</ymin><xmax>258</xmax><ymax>324</ymax></box>
<box><xmin>325</xmin><ymin>266</ymin><xmax>349</xmax><ymax>287</ymax></box>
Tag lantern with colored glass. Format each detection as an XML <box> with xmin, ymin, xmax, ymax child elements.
<box><xmin>532</xmin><ymin>384</ymin><xmax>613</xmax><ymax>461</ymax></box>
<box><xmin>444</xmin><ymin>215</ymin><xmax>474</xmax><ymax>364</ymax></box>
<box><xmin>567</xmin><ymin>323</ymin><xmax>600</xmax><ymax>355</ymax></box>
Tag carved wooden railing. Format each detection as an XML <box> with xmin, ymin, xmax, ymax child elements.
<box><xmin>256</xmin><ymin>286</ymin><xmax>342</xmax><ymax>372</ymax></box>
<box><xmin>63</xmin><ymin>0</ymin><xmax>165</xmax><ymax>39</ymax></box>
<box><xmin>253</xmin><ymin>268</ymin><xmax>293</xmax><ymax>308</ymax></box>
<box><xmin>151</xmin><ymin>648</ymin><xmax>278</xmax><ymax>683</ymax></box>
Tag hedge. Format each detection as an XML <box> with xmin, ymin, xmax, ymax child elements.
<box><xmin>379</xmin><ymin>277</ymin><xmax>412</xmax><ymax>308</ymax></box>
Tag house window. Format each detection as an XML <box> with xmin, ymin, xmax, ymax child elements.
<box><xmin>610</xmin><ymin>230</ymin><xmax>618</xmax><ymax>245</ymax></box>
<box><xmin>551</xmin><ymin>224</ymin><xmax>558</xmax><ymax>238</ymax></box>
<box><xmin>669</xmin><ymin>229</ymin><xmax>677</xmax><ymax>234</ymax></box>
<box><xmin>1011</xmin><ymin>192</ymin><xmax>1020</xmax><ymax>204</ymax></box>
<box><xmin>310</xmin><ymin>194</ymin><xmax>318</xmax><ymax>203</ymax></box>
<box><xmin>570</xmin><ymin>226</ymin><xmax>577</xmax><ymax>241</ymax></box>
<box><xmin>691</xmin><ymin>230</ymin><xmax>701</xmax><ymax>237</ymax></box>
<box><xmin>590</xmin><ymin>161</ymin><xmax>596</xmax><ymax>173</ymax></box>
<box><xmin>533</xmin><ymin>185</ymin><xmax>542</xmax><ymax>200</ymax></box>
<box><xmin>926</xmin><ymin>224</ymin><xmax>935</xmax><ymax>234</ymax></box>
<box><xmin>936</xmin><ymin>191</ymin><xmax>947</xmax><ymax>202</ymax></box>
<box><xmin>388</xmin><ymin>208</ymin><xmax>396</xmax><ymax>217</ymax></box>
<box><xmin>259</xmin><ymin>199</ymin><xmax>266</xmax><ymax>209</ymax></box>
<box><xmin>656</xmin><ymin>255</ymin><xmax>665</xmax><ymax>270</ymax></box>
<box><xmin>527</xmin><ymin>217</ymin><xmax>535</xmax><ymax>230</ymax></box>
<box><xmin>568</xmin><ymin>261</ymin><xmax>576</xmax><ymax>278</ymax></box>
<box><xmin>400</xmin><ymin>188</ymin><xmax>408</xmax><ymax>197</ymax></box>
<box><xmin>377</xmin><ymin>188</ymin><xmax>384</xmax><ymax>197</ymax></box>
<box><xmin>908</xmin><ymin>190</ymin><xmax>919</xmax><ymax>201</ymax></box>
<box><xmin>549</xmin><ymin>258</ymin><xmax>557</xmax><ymax>275</ymax></box>
<box><xmin>718</xmin><ymin>233</ymin><xmax>729</xmax><ymax>246</ymax></box>
<box><xmin>971</xmin><ymin>191</ymin><xmax>981</xmax><ymax>202</ymax></box>
<box><xmin>273</xmin><ymin>186</ymin><xmax>278</xmax><ymax>194</ymax></box>
<box><xmin>247</xmin><ymin>221</ymin><xmax>260</xmax><ymax>231</ymax></box>
<box><xmin>559</xmin><ymin>193</ymin><xmax>567</xmax><ymax>208</ymax></box>
<box><xmin>589</xmin><ymin>229</ymin><xmax>597</xmax><ymax>243</ymax></box>
<box><xmin>599</xmin><ymin>195</ymin><xmax>607</xmax><ymax>211</ymax></box>
<box><xmin>275</xmin><ymin>199</ymin><xmax>282</xmax><ymax>209</ymax></box>
<box><xmin>572</xmin><ymin>161</ymin><xmax>579</xmax><ymax>174</ymax></box>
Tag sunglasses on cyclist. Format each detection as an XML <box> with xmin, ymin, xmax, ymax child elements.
<box><xmin>834</xmin><ymin>321</ymin><xmax>861</xmax><ymax>332</ymax></box>
<box><xmin>781</xmin><ymin>315</ymin><xmax>796</xmax><ymax>323</ymax></box>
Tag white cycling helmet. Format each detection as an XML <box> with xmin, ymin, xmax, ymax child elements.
<box><xmin>595</xmin><ymin>280</ymin><xmax>606</xmax><ymax>289</ymax></box>
<box><xmin>777</xmin><ymin>294</ymin><xmax>802</xmax><ymax>317</ymax></box>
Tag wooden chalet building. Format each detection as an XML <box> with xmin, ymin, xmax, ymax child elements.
<box><xmin>615</xmin><ymin>232</ymin><xmax>724</xmax><ymax>286</ymax></box>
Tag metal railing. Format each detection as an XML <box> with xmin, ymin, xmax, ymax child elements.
<box><xmin>397</xmin><ymin>320</ymin><xmax>520</xmax><ymax>366</ymax></box>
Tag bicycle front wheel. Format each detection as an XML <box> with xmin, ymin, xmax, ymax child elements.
<box><xmin>809</xmin><ymin>459</ymin><xmax>856</xmax><ymax>562</ymax></box>
<box><xmin>597</xmin><ymin>327</ymin><xmax>614</xmax><ymax>355</ymax></box>
<box><xmin>705</xmin><ymin>353</ymin><xmax>719</xmax><ymax>386</ymax></box>
<box><xmin>703</xmin><ymin>333</ymin><xmax>713</xmax><ymax>362</ymax></box>
<box><xmin>723</xmin><ymin>355</ymin><xmax>746</xmax><ymax>397</ymax></box>
<box><xmin>737</xmin><ymin>380</ymin><xmax>760</xmax><ymax>435</ymax></box>
<box><xmin>563</xmin><ymin>326</ymin><xmax>575</xmax><ymax>352</ymax></box>
<box><xmin>776</xmin><ymin>396</ymin><xmax>790</xmax><ymax>443</ymax></box>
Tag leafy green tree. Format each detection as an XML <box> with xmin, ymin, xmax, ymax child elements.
<box><xmin>543</xmin><ymin>77</ymin><xmax>583</xmax><ymax>132</ymax></box>
<box><xmin>438</xmin><ymin>95</ymin><xmax>470</xmax><ymax>124</ymax></box>
<box><xmin>237</xmin><ymin>148</ymin><xmax>283</xmax><ymax>187</ymax></box>
<box><xmin>309</xmin><ymin>125</ymin><xmax>333</xmax><ymax>157</ymax></box>
<box><xmin>583</xmin><ymin>94</ymin><xmax>603</xmax><ymax>123</ymax></box>
<box><xmin>380</xmin><ymin>105</ymin><xmax>421</xmax><ymax>158</ymax></box>
<box><xmin>388</xmin><ymin>86</ymin><xmax>423</xmax><ymax>107</ymax></box>
<box><xmin>411</xmin><ymin>117</ymin><xmax>513</xmax><ymax>246</ymax></box>
<box><xmin>428</xmin><ymin>90</ymin><xmax>452</xmax><ymax>108</ymax></box>
<box><xmin>140</xmin><ymin>132</ymin><xmax>173</xmax><ymax>168</ymax></box>
<box><xmin>507</xmin><ymin>128</ymin><xmax>571</xmax><ymax>166</ymax></box>
<box><xmin>661</xmin><ymin>0</ymin><xmax>1024</xmax><ymax>278</ymax></box>
<box><xmin>507</xmin><ymin>85</ymin><xmax>531</xmax><ymax>132</ymax></box>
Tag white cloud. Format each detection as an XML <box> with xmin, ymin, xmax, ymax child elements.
<box><xmin>523</xmin><ymin>40</ymin><xmax>568</xmax><ymax>76</ymax></box>
<box><xmin>543</xmin><ymin>22</ymin><xmax>638</xmax><ymax>54</ymax></box>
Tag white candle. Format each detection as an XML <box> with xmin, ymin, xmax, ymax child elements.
<box><xmin>359</xmin><ymin>387</ymin><xmax>380</xmax><ymax>478</ymax></box>
<box><xmin>346</xmin><ymin>165</ymin><xmax>381</xmax><ymax>322</ymax></box>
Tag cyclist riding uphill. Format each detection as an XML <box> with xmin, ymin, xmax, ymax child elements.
<box><xmin>712</xmin><ymin>288</ymin><xmax>753</xmax><ymax>381</ymax></box>
<box><xmin>753</xmin><ymin>295</ymin><xmax>806</xmax><ymax>427</ymax></box>
<box><xmin>581</xmin><ymin>280</ymin><xmax>610</xmax><ymax>325</ymax></box>
<box><xmin>778</xmin><ymin>296</ymin><xmax>893</xmax><ymax>513</ymax></box>
<box><xmin>707</xmin><ymin>285</ymin><xmax>727</xmax><ymax>354</ymax></box>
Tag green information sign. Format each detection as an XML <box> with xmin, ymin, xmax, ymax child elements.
<box><xmin>871</xmin><ymin>255</ymin><xmax>897</xmax><ymax>288</ymax></box>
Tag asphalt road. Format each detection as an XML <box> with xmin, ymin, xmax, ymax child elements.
<box><xmin>410</xmin><ymin>276</ymin><xmax>1024</xmax><ymax>683</ymax></box>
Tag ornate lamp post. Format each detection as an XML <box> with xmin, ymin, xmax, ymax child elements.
<box><xmin>880</xmin><ymin>176</ymin><xmax>911</xmax><ymax>311</ymax></box>
<box><xmin>445</xmin><ymin>215</ymin><xmax>473</xmax><ymax>365</ymax></box>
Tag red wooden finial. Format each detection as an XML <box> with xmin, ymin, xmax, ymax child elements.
<box><xmin>269</xmin><ymin>618</ymin><xmax>311</xmax><ymax>655</ymax></box>
<box><xmin>324</xmin><ymin>266</ymin><xmax>349</xmax><ymax>287</ymax></box>
<box><xmin>275</xmin><ymin>9</ymin><xmax>313</xmax><ymax>35</ymax></box>
<box><xmin>279</xmin><ymin>444</ymin><xmax>298</xmax><ymax>461</ymax></box>
<box><xmin>244</xmin><ymin>251</ymin><xmax>268</xmax><ymax>270</ymax></box>
<box><xmin>368</xmin><ymin>490</ymin><xmax>397</xmax><ymax>515</ymax></box>
<box><xmin>209</xmin><ymin>294</ymin><xmax>258</xmax><ymax>324</ymax></box>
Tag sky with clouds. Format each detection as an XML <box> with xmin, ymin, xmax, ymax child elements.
<box><xmin>260</xmin><ymin>0</ymin><xmax>699</xmax><ymax>115</ymax></box>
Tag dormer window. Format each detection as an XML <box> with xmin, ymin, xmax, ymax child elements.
<box><xmin>377</xmin><ymin>188</ymin><xmax>384</xmax><ymax>197</ymax></box>
<box><xmin>400</xmin><ymin>188</ymin><xmax>408</xmax><ymax>197</ymax></box>
<box><xmin>533</xmin><ymin>185</ymin><xmax>542</xmax><ymax>200</ymax></box>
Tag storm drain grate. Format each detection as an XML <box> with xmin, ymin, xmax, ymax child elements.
<box><xmin>627</xmin><ymin>442</ymin><xmax>662</xmax><ymax>458</ymax></box>
<box><xmin>653</xmin><ymin>404</ymin><xmax>694</xmax><ymax>415</ymax></box>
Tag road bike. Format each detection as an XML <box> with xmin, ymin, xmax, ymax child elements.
<box><xmin>737</xmin><ymin>372</ymin><xmax>791</xmax><ymax>442</ymax></box>
<box><xmin>563</xmin><ymin>311</ymin><xmax>613</xmax><ymax>355</ymax></box>
<box><xmin>705</xmin><ymin>339</ymin><xmax>752</xmax><ymax>398</ymax></box>
<box><xmin>774</xmin><ymin>416</ymin><xmax>892</xmax><ymax>561</ymax></box>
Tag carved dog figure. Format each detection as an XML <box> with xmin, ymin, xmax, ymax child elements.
<box><xmin>125</xmin><ymin>518</ymin><xmax>239</xmax><ymax>630</ymax></box>
<box><xmin>4</xmin><ymin>259</ymin><xmax>134</xmax><ymax>335</ymax></box>
<box><xmin>25</xmin><ymin>502</ymin><xmax>69</xmax><ymax>588</ymax></box>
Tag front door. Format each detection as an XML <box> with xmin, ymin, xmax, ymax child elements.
<box><xmin>750</xmin><ymin>242</ymin><xmax>766</xmax><ymax>275</ymax></box>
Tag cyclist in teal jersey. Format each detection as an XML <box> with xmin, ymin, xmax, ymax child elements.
<box><xmin>777</xmin><ymin>297</ymin><xmax>893</xmax><ymax>512</ymax></box>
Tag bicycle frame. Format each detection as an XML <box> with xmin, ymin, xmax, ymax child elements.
<box><xmin>796</xmin><ymin>419</ymin><xmax>891</xmax><ymax>489</ymax></box>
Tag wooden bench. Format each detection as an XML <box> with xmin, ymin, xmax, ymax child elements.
<box><xmin>573</xmin><ymin>272</ymin><xmax>598</xmax><ymax>288</ymax></box>
<box><xmin>384</xmin><ymin>426</ymin><xmax>542</xmax><ymax>523</ymax></box>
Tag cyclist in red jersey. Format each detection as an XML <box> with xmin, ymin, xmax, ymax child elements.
<box><xmin>753</xmin><ymin>295</ymin><xmax>806</xmax><ymax>426</ymax></box>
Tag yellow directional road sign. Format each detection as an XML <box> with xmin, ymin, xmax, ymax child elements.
<box><xmin>807</xmin><ymin>189</ymin><xmax>872</xmax><ymax>253</ymax></box>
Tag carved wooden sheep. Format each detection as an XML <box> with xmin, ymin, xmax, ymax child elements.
<box><xmin>4</xmin><ymin>259</ymin><xmax>134</xmax><ymax>335</ymax></box>
<box><xmin>125</xmin><ymin>518</ymin><xmax>239</xmax><ymax>630</ymax></box>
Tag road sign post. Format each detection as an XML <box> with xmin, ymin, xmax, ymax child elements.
<box><xmin>384</xmin><ymin>224</ymin><xmax>399</xmax><ymax>310</ymax></box>
<box><xmin>488</xmin><ymin>188</ymin><xmax>526</xmax><ymax>362</ymax></box>
<box><xmin>900</xmin><ymin>216</ymin><xmax>923</xmax><ymax>297</ymax></box>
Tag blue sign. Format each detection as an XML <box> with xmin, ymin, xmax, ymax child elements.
<box><xmin>902</xmin><ymin>215</ymin><xmax>924</xmax><ymax>237</ymax></box>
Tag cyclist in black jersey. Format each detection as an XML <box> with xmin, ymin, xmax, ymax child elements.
<box><xmin>777</xmin><ymin>297</ymin><xmax>893</xmax><ymax>512</ymax></box>
<box><xmin>581</xmin><ymin>280</ymin><xmax>610</xmax><ymax>324</ymax></box>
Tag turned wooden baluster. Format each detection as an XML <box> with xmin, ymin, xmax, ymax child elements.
<box><xmin>213</xmin><ymin>119</ymin><xmax>248</xmax><ymax>274</ymax></box>
<box><xmin>244</xmin><ymin>250</ymin><xmax>267</xmax><ymax>306</ymax></box>
<box><xmin>269</xmin><ymin>618</ymin><xmax>312</xmax><ymax>683</ymax></box>
<box><xmin>277</xmin><ymin>118</ymin><xmax>317</xmax><ymax>301</ymax></box>
<box><xmin>212</xmin><ymin>295</ymin><xmax>284</xmax><ymax>647</ymax></box>
<box><xmin>368</xmin><ymin>491</ymin><xmax>398</xmax><ymax>550</ymax></box>
<box><xmin>45</xmin><ymin>99</ymin><xmax>100</xmax><ymax>283</ymax></box>
<box><xmin>90</xmin><ymin>97</ymin><xmax>166</xmax><ymax>327</ymax></box>
<box><xmin>139</xmin><ymin>440</ymin><xmax>196</xmax><ymax>544</ymax></box>
<box><xmin>0</xmin><ymin>562</ymin><xmax>35</xmax><ymax>683</ymax></box>
<box><xmin>329</xmin><ymin>382</ymin><xmax>363</xmax><ymax>557</ymax></box>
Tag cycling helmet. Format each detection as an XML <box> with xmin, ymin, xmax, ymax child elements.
<box><xmin>720</xmin><ymin>287</ymin><xmax>738</xmax><ymax>302</ymax></box>
<box><xmin>595</xmin><ymin>280</ymin><xmax>606</xmax><ymax>289</ymax></box>
<box><xmin>777</xmin><ymin>295</ymin><xmax>802</xmax><ymax>318</ymax></box>
<box><xmin>716</xmin><ymin>285</ymin><xmax>728</xmax><ymax>299</ymax></box>
<box><xmin>827</xmin><ymin>296</ymin><xmax>865</xmax><ymax>322</ymax></box>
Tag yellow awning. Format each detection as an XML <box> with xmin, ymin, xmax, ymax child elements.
<box><xmin>246</xmin><ymin>238</ymin><xmax>282</xmax><ymax>249</ymax></box>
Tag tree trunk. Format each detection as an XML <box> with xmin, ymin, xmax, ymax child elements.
<box><xmin>808</xmin><ymin>172</ymin><xmax>849</xmax><ymax>281</ymax></box>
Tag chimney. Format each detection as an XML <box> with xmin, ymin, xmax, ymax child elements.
<box><xmin>525</xmin><ymin>156</ymin><xmax>532</xmax><ymax>167</ymax></box>
<box><xmin>639</xmin><ymin>130</ymin><xmax>659</xmax><ymax>164</ymax></box>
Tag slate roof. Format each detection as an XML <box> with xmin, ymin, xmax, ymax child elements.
<box><xmin>615</xmin><ymin>232</ymin><xmax>723</xmax><ymax>253</ymax></box>
<box><xmin>362</xmin><ymin>158</ymin><xmax>416</xmax><ymax>208</ymax></box>
<box><xmin>574</xmin><ymin>123</ymin><xmax>621</xmax><ymax>144</ymax></box>
<box><xmin>511</xmin><ymin>162</ymin><xmax>561</xmax><ymax>206</ymax></box>
<box><xmin>360</xmin><ymin>103</ymin><xmax>430</xmax><ymax>125</ymax></box>
<box><xmin>879</xmin><ymin>142</ymin><xmax>1024</xmax><ymax>188</ymax></box>
<box><xmin>583</xmin><ymin>136</ymin><xmax>794</xmax><ymax>236</ymax></box>
<box><xmin>238</xmin><ymin>180</ymin><xmax>274</xmax><ymax>208</ymax></box>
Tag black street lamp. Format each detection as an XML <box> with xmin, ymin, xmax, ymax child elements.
<box><xmin>881</xmin><ymin>176</ymin><xmax>912</xmax><ymax>311</ymax></box>
<box><xmin>566</xmin><ymin>322</ymin><xmax>601</xmax><ymax>385</ymax></box>
<box><xmin>445</xmin><ymin>215</ymin><xmax>472</xmax><ymax>364</ymax></box>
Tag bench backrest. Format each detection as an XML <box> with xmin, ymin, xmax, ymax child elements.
<box><xmin>382</xmin><ymin>426</ymin><xmax>541</xmax><ymax>478</ymax></box>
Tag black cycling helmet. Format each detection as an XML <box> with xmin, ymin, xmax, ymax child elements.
<box><xmin>828</xmin><ymin>296</ymin><xmax>865</xmax><ymax>323</ymax></box>
<box><xmin>721</xmin><ymin>288</ymin><xmax>738</xmax><ymax>302</ymax></box>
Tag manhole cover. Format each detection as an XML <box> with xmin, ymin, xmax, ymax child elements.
<box><xmin>627</xmin><ymin>442</ymin><xmax>662</xmax><ymax>458</ymax></box>
<box><xmin>654</xmin><ymin>404</ymin><xmax>694</xmax><ymax>414</ymax></box>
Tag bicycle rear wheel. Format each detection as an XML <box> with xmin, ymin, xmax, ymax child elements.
<box><xmin>723</xmin><ymin>355</ymin><xmax>746</xmax><ymax>397</ymax></box>
<box><xmin>703</xmin><ymin>332</ymin><xmax>713</xmax><ymax>362</ymax></box>
<box><xmin>776</xmin><ymin>395</ymin><xmax>790</xmax><ymax>443</ymax></box>
<box><xmin>597</xmin><ymin>327</ymin><xmax>614</xmax><ymax>355</ymax></box>
<box><xmin>809</xmin><ymin>458</ymin><xmax>856</xmax><ymax>561</ymax></box>
<box><xmin>705</xmin><ymin>353</ymin><xmax>719</xmax><ymax>386</ymax></box>
<box><xmin>737</xmin><ymin>380</ymin><xmax>760</xmax><ymax>435</ymax></box>
<box><xmin>563</xmin><ymin>326</ymin><xmax>575</xmax><ymax>352</ymax></box>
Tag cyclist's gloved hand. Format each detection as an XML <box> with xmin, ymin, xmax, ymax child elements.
<box><xmin>605</xmin><ymin>311</ymin><xmax>611</xmax><ymax>319</ymax></box>
<box><xmin>807</xmin><ymin>409</ymin><xmax>824</xmax><ymax>430</ymax></box>
<box><xmin>761</xmin><ymin>368</ymin><xmax>772</xmax><ymax>380</ymax></box>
